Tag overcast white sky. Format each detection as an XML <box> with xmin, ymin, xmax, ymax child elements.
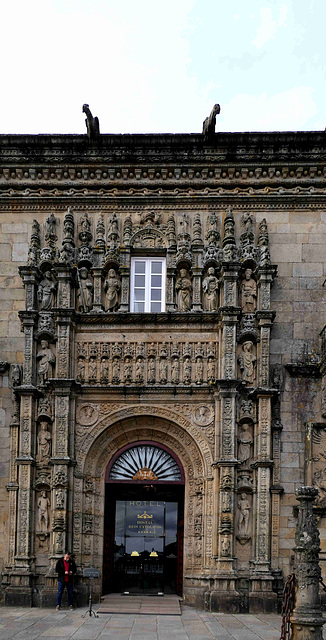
<box><xmin>2</xmin><ymin>0</ymin><xmax>325</xmax><ymax>134</ymax></box>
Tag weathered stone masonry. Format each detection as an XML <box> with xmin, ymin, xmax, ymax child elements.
<box><xmin>0</xmin><ymin>130</ymin><xmax>326</xmax><ymax>611</ymax></box>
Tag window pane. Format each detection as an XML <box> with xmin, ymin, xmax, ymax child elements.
<box><xmin>135</xmin><ymin>275</ymin><xmax>145</xmax><ymax>287</ymax></box>
<box><xmin>151</xmin><ymin>289</ymin><xmax>161</xmax><ymax>301</ymax></box>
<box><xmin>135</xmin><ymin>262</ymin><xmax>146</xmax><ymax>274</ymax></box>
<box><xmin>134</xmin><ymin>289</ymin><xmax>145</xmax><ymax>301</ymax></box>
<box><xmin>151</xmin><ymin>262</ymin><xmax>162</xmax><ymax>274</ymax></box>
<box><xmin>151</xmin><ymin>302</ymin><xmax>161</xmax><ymax>312</ymax></box>
<box><xmin>134</xmin><ymin>302</ymin><xmax>145</xmax><ymax>312</ymax></box>
<box><xmin>151</xmin><ymin>275</ymin><xmax>162</xmax><ymax>287</ymax></box>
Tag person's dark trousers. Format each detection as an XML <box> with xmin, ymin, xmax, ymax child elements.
<box><xmin>56</xmin><ymin>580</ymin><xmax>73</xmax><ymax>607</ymax></box>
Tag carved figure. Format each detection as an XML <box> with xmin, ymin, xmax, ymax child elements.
<box><xmin>104</xmin><ymin>268</ymin><xmax>120</xmax><ymax>311</ymax></box>
<box><xmin>221</xmin><ymin>536</ymin><xmax>230</xmax><ymax>556</ymax></box>
<box><xmin>11</xmin><ymin>364</ymin><xmax>21</xmax><ymax>387</ymax></box>
<box><xmin>183</xmin><ymin>357</ymin><xmax>192</xmax><ymax>384</ymax></box>
<box><xmin>55</xmin><ymin>488</ymin><xmax>65</xmax><ymax>509</ymax></box>
<box><xmin>202</xmin><ymin>267</ymin><xmax>219</xmax><ymax>311</ymax></box>
<box><xmin>241</xmin><ymin>269</ymin><xmax>257</xmax><ymax>313</ymax></box>
<box><xmin>171</xmin><ymin>357</ymin><xmax>180</xmax><ymax>384</ymax></box>
<box><xmin>159</xmin><ymin>359</ymin><xmax>168</xmax><ymax>384</ymax></box>
<box><xmin>195</xmin><ymin>358</ymin><xmax>203</xmax><ymax>384</ymax></box>
<box><xmin>124</xmin><ymin>358</ymin><xmax>132</xmax><ymax>383</ymax></box>
<box><xmin>238</xmin><ymin>423</ymin><xmax>253</xmax><ymax>465</ymax></box>
<box><xmin>45</xmin><ymin>212</ymin><xmax>56</xmax><ymax>237</ymax></box>
<box><xmin>37</xmin><ymin>491</ymin><xmax>50</xmax><ymax>532</ymax></box>
<box><xmin>222</xmin><ymin>492</ymin><xmax>232</xmax><ymax>512</ymax></box>
<box><xmin>101</xmin><ymin>359</ymin><xmax>109</xmax><ymax>381</ymax></box>
<box><xmin>202</xmin><ymin>104</ymin><xmax>220</xmax><ymax>135</ymax></box>
<box><xmin>37</xmin><ymin>340</ymin><xmax>55</xmax><ymax>385</ymax></box>
<box><xmin>107</xmin><ymin>212</ymin><xmax>119</xmax><ymax>237</ymax></box>
<box><xmin>112</xmin><ymin>359</ymin><xmax>120</xmax><ymax>382</ymax></box>
<box><xmin>38</xmin><ymin>272</ymin><xmax>57</xmax><ymax>310</ymax></box>
<box><xmin>80</xmin><ymin>212</ymin><xmax>91</xmax><ymax>234</ymax></box>
<box><xmin>176</xmin><ymin>268</ymin><xmax>192</xmax><ymax>311</ymax></box>
<box><xmin>82</xmin><ymin>103</ymin><xmax>100</xmax><ymax>138</ymax></box>
<box><xmin>88</xmin><ymin>358</ymin><xmax>97</xmax><ymax>381</ymax></box>
<box><xmin>239</xmin><ymin>341</ymin><xmax>256</xmax><ymax>385</ymax></box>
<box><xmin>238</xmin><ymin>493</ymin><xmax>251</xmax><ymax>536</ymax></box>
<box><xmin>207</xmin><ymin>358</ymin><xmax>215</xmax><ymax>384</ymax></box>
<box><xmin>135</xmin><ymin>359</ymin><xmax>144</xmax><ymax>383</ymax></box>
<box><xmin>77</xmin><ymin>268</ymin><xmax>93</xmax><ymax>312</ymax></box>
<box><xmin>148</xmin><ymin>358</ymin><xmax>156</xmax><ymax>383</ymax></box>
<box><xmin>77</xmin><ymin>358</ymin><xmax>85</xmax><ymax>382</ymax></box>
<box><xmin>36</xmin><ymin>421</ymin><xmax>52</xmax><ymax>463</ymax></box>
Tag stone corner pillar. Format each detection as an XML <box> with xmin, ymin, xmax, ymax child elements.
<box><xmin>291</xmin><ymin>486</ymin><xmax>325</xmax><ymax>640</ymax></box>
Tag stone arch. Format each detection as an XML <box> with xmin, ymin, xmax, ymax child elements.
<box><xmin>72</xmin><ymin>407</ymin><xmax>215</xmax><ymax>577</ymax></box>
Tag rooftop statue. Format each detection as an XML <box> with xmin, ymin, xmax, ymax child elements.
<box><xmin>202</xmin><ymin>104</ymin><xmax>220</xmax><ymax>136</ymax></box>
<box><xmin>82</xmin><ymin>103</ymin><xmax>100</xmax><ymax>139</ymax></box>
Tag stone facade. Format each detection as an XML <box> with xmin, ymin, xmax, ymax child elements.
<box><xmin>0</xmin><ymin>130</ymin><xmax>326</xmax><ymax>611</ymax></box>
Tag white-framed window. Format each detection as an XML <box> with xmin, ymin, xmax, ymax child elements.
<box><xmin>130</xmin><ymin>258</ymin><xmax>166</xmax><ymax>312</ymax></box>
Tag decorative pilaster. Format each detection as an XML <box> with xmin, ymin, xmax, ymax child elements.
<box><xmin>191</xmin><ymin>213</ymin><xmax>204</xmax><ymax>312</ymax></box>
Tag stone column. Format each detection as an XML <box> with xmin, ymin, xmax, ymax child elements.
<box><xmin>211</xmin><ymin>275</ymin><xmax>241</xmax><ymax>610</ymax></box>
<box><xmin>291</xmin><ymin>486</ymin><xmax>325</xmax><ymax>640</ymax></box>
<box><xmin>250</xmin><ymin>391</ymin><xmax>277</xmax><ymax>611</ymax></box>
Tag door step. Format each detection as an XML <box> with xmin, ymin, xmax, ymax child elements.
<box><xmin>98</xmin><ymin>593</ymin><xmax>182</xmax><ymax>615</ymax></box>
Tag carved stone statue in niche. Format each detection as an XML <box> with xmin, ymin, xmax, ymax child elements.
<box><xmin>239</xmin><ymin>341</ymin><xmax>256</xmax><ymax>385</ymax></box>
<box><xmin>207</xmin><ymin>358</ymin><xmax>215</xmax><ymax>384</ymax></box>
<box><xmin>80</xmin><ymin>211</ymin><xmax>91</xmax><ymax>234</ymax></box>
<box><xmin>135</xmin><ymin>359</ymin><xmax>144</xmax><ymax>383</ymax></box>
<box><xmin>77</xmin><ymin>358</ymin><xmax>85</xmax><ymax>382</ymax></box>
<box><xmin>36</xmin><ymin>421</ymin><xmax>52</xmax><ymax>463</ymax></box>
<box><xmin>38</xmin><ymin>271</ymin><xmax>57</xmax><ymax>310</ymax></box>
<box><xmin>221</xmin><ymin>537</ymin><xmax>230</xmax><ymax>556</ymax></box>
<box><xmin>183</xmin><ymin>357</ymin><xmax>192</xmax><ymax>384</ymax></box>
<box><xmin>89</xmin><ymin>358</ymin><xmax>97</xmax><ymax>381</ymax></box>
<box><xmin>238</xmin><ymin>423</ymin><xmax>253</xmax><ymax>465</ymax></box>
<box><xmin>104</xmin><ymin>268</ymin><xmax>120</xmax><ymax>312</ymax></box>
<box><xmin>237</xmin><ymin>493</ymin><xmax>251</xmax><ymax>536</ymax></box>
<box><xmin>241</xmin><ymin>268</ymin><xmax>257</xmax><ymax>313</ymax></box>
<box><xmin>37</xmin><ymin>491</ymin><xmax>50</xmax><ymax>532</ymax></box>
<box><xmin>124</xmin><ymin>358</ymin><xmax>132</xmax><ymax>383</ymax></box>
<box><xmin>77</xmin><ymin>267</ymin><xmax>93</xmax><ymax>312</ymax></box>
<box><xmin>37</xmin><ymin>340</ymin><xmax>55</xmax><ymax>385</ymax></box>
<box><xmin>11</xmin><ymin>364</ymin><xmax>21</xmax><ymax>387</ymax></box>
<box><xmin>222</xmin><ymin>492</ymin><xmax>232</xmax><ymax>512</ymax></box>
<box><xmin>148</xmin><ymin>358</ymin><xmax>156</xmax><ymax>384</ymax></box>
<box><xmin>171</xmin><ymin>357</ymin><xmax>180</xmax><ymax>384</ymax></box>
<box><xmin>202</xmin><ymin>267</ymin><xmax>219</xmax><ymax>311</ymax></box>
<box><xmin>159</xmin><ymin>359</ymin><xmax>167</xmax><ymax>384</ymax></box>
<box><xmin>101</xmin><ymin>358</ymin><xmax>109</xmax><ymax>381</ymax></box>
<box><xmin>112</xmin><ymin>359</ymin><xmax>120</xmax><ymax>383</ymax></box>
<box><xmin>195</xmin><ymin>359</ymin><xmax>203</xmax><ymax>384</ymax></box>
<box><xmin>176</xmin><ymin>268</ymin><xmax>192</xmax><ymax>311</ymax></box>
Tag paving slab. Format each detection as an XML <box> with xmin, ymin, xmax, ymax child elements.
<box><xmin>0</xmin><ymin>604</ymin><xmax>311</xmax><ymax>639</ymax></box>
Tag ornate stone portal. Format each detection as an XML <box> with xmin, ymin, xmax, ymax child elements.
<box><xmin>2</xmin><ymin>200</ymin><xmax>280</xmax><ymax>612</ymax></box>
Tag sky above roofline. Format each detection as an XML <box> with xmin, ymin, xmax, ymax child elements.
<box><xmin>2</xmin><ymin>0</ymin><xmax>325</xmax><ymax>135</ymax></box>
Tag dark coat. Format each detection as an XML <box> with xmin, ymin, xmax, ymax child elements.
<box><xmin>55</xmin><ymin>557</ymin><xmax>77</xmax><ymax>582</ymax></box>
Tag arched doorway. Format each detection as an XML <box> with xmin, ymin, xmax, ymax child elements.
<box><xmin>103</xmin><ymin>442</ymin><xmax>185</xmax><ymax>596</ymax></box>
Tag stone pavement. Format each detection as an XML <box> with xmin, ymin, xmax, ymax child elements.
<box><xmin>0</xmin><ymin>604</ymin><xmax>287</xmax><ymax>640</ymax></box>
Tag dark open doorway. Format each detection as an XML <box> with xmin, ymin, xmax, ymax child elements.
<box><xmin>102</xmin><ymin>442</ymin><xmax>184</xmax><ymax>596</ymax></box>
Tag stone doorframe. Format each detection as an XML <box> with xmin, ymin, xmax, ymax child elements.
<box><xmin>73</xmin><ymin>406</ymin><xmax>214</xmax><ymax>602</ymax></box>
